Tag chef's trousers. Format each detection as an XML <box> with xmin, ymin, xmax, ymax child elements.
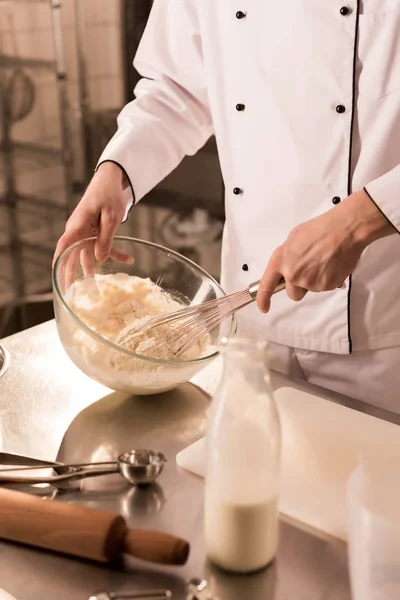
<box><xmin>268</xmin><ymin>342</ymin><xmax>400</xmax><ymax>414</ymax></box>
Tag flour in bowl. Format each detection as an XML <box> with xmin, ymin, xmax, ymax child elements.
<box><xmin>56</xmin><ymin>270</ymin><xmax>221</xmax><ymax>394</ymax></box>
<box><xmin>60</xmin><ymin>273</ymin><xmax>213</xmax><ymax>394</ymax></box>
<box><xmin>67</xmin><ymin>273</ymin><xmax>209</xmax><ymax>361</ymax></box>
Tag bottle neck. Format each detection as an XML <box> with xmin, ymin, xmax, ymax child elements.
<box><xmin>220</xmin><ymin>338</ymin><xmax>269</xmax><ymax>373</ymax></box>
<box><xmin>222</xmin><ymin>351</ymin><xmax>268</xmax><ymax>373</ymax></box>
<box><xmin>217</xmin><ymin>338</ymin><xmax>272</xmax><ymax>397</ymax></box>
<box><xmin>207</xmin><ymin>338</ymin><xmax>280</xmax><ymax>498</ymax></box>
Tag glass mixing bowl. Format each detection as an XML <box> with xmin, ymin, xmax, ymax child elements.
<box><xmin>53</xmin><ymin>236</ymin><xmax>235</xmax><ymax>395</ymax></box>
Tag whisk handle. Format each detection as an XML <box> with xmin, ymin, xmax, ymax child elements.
<box><xmin>248</xmin><ymin>277</ymin><xmax>286</xmax><ymax>300</ymax></box>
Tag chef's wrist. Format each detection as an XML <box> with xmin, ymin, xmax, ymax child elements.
<box><xmin>96</xmin><ymin>160</ymin><xmax>129</xmax><ymax>191</ymax></box>
<box><xmin>342</xmin><ymin>188</ymin><xmax>395</xmax><ymax>247</ymax></box>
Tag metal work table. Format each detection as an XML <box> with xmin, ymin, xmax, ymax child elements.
<box><xmin>1</xmin><ymin>320</ymin><xmax>397</xmax><ymax>600</ymax></box>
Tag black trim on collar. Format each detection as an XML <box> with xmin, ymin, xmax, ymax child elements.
<box><xmin>363</xmin><ymin>186</ymin><xmax>400</xmax><ymax>235</ymax></box>
<box><xmin>346</xmin><ymin>0</ymin><xmax>361</xmax><ymax>355</ymax></box>
<box><xmin>96</xmin><ymin>159</ymin><xmax>136</xmax><ymax>222</ymax></box>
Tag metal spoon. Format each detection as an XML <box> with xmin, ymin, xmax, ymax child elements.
<box><xmin>186</xmin><ymin>580</ymin><xmax>218</xmax><ymax>600</ymax></box>
<box><xmin>0</xmin><ymin>460</ymin><xmax>113</xmax><ymax>474</ymax></box>
<box><xmin>0</xmin><ymin>450</ymin><xmax>165</xmax><ymax>487</ymax></box>
<box><xmin>0</xmin><ymin>452</ymin><xmax>62</xmax><ymax>469</ymax></box>
<box><xmin>89</xmin><ymin>590</ymin><xmax>172</xmax><ymax>600</ymax></box>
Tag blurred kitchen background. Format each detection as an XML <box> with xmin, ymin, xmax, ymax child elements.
<box><xmin>0</xmin><ymin>0</ymin><xmax>224</xmax><ymax>337</ymax></box>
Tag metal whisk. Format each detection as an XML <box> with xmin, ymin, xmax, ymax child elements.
<box><xmin>117</xmin><ymin>278</ymin><xmax>286</xmax><ymax>360</ymax></box>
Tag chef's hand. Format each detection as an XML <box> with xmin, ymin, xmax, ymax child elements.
<box><xmin>257</xmin><ymin>189</ymin><xmax>395</xmax><ymax>313</ymax></box>
<box><xmin>53</xmin><ymin>161</ymin><xmax>134</xmax><ymax>267</ymax></box>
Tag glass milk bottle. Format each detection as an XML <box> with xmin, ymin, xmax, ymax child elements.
<box><xmin>204</xmin><ymin>337</ymin><xmax>281</xmax><ymax>573</ymax></box>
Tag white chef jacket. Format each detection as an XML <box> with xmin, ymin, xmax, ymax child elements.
<box><xmin>98</xmin><ymin>0</ymin><xmax>400</xmax><ymax>355</ymax></box>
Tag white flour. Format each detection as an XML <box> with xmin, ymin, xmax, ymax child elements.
<box><xmin>62</xmin><ymin>273</ymin><xmax>211</xmax><ymax>394</ymax></box>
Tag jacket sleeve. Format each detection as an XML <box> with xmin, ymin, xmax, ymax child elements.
<box><xmin>364</xmin><ymin>165</ymin><xmax>400</xmax><ymax>234</ymax></box>
<box><xmin>96</xmin><ymin>0</ymin><xmax>213</xmax><ymax>219</ymax></box>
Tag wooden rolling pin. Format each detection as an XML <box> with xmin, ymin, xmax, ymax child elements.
<box><xmin>0</xmin><ymin>487</ymin><xmax>189</xmax><ymax>565</ymax></box>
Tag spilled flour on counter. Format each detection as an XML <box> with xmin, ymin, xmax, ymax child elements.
<box><xmin>66</xmin><ymin>273</ymin><xmax>209</xmax><ymax>362</ymax></box>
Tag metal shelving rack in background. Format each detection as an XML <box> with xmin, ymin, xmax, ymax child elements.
<box><xmin>0</xmin><ymin>0</ymin><xmax>73</xmax><ymax>335</ymax></box>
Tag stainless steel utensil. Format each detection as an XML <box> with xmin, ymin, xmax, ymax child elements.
<box><xmin>117</xmin><ymin>278</ymin><xmax>286</xmax><ymax>359</ymax></box>
<box><xmin>0</xmin><ymin>457</ymin><xmax>119</xmax><ymax>473</ymax></box>
<box><xmin>0</xmin><ymin>452</ymin><xmax>62</xmax><ymax>469</ymax></box>
<box><xmin>89</xmin><ymin>590</ymin><xmax>172</xmax><ymax>600</ymax></box>
<box><xmin>186</xmin><ymin>579</ymin><xmax>217</xmax><ymax>600</ymax></box>
<box><xmin>0</xmin><ymin>450</ymin><xmax>165</xmax><ymax>487</ymax></box>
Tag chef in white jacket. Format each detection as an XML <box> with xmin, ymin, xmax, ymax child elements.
<box><xmin>54</xmin><ymin>1</ymin><xmax>400</xmax><ymax>410</ymax></box>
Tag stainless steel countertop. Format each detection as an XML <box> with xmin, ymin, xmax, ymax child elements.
<box><xmin>3</xmin><ymin>319</ymin><xmax>395</xmax><ymax>600</ymax></box>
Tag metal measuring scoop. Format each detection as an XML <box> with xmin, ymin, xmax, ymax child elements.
<box><xmin>89</xmin><ymin>580</ymin><xmax>215</xmax><ymax>600</ymax></box>
<box><xmin>89</xmin><ymin>590</ymin><xmax>172</xmax><ymax>600</ymax></box>
<box><xmin>0</xmin><ymin>450</ymin><xmax>165</xmax><ymax>487</ymax></box>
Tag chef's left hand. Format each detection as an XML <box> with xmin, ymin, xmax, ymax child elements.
<box><xmin>257</xmin><ymin>189</ymin><xmax>395</xmax><ymax>313</ymax></box>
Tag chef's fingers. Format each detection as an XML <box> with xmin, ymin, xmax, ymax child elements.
<box><xmin>110</xmin><ymin>246</ymin><xmax>135</xmax><ymax>265</ymax></box>
<box><xmin>80</xmin><ymin>242</ymin><xmax>100</xmax><ymax>298</ymax></box>
<box><xmin>95</xmin><ymin>209</ymin><xmax>119</xmax><ymax>262</ymax></box>
<box><xmin>285</xmin><ymin>282</ymin><xmax>308</xmax><ymax>302</ymax></box>
<box><xmin>64</xmin><ymin>247</ymin><xmax>80</xmax><ymax>292</ymax></box>
<box><xmin>80</xmin><ymin>242</ymin><xmax>95</xmax><ymax>279</ymax></box>
<box><xmin>52</xmin><ymin>215</ymin><xmax>95</xmax><ymax>267</ymax></box>
<box><xmin>257</xmin><ymin>267</ymin><xmax>284</xmax><ymax>314</ymax></box>
<box><xmin>53</xmin><ymin>229</ymin><xmax>79</xmax><ymax>268</ymax></box>
<box><xmin>80</xmin><ymin>244</ymin><xmax>133</xmax><ymax>276</ymax></box>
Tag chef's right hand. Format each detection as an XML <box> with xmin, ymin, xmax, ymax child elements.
<box><xmin>53</xmin><ymin>161</ymin><xmax>134</xmax><ymax>268</ymax></box>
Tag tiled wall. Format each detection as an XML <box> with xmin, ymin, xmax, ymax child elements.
<box><xmin>63</xmin><ymin>0</ymin><xmax>124</xmax><ymax>180</ymax></box>
<box><xmin>0</xmin><ymin>0</ymin><xmax>124</xmax><ymax>181</ymax></box>
<box><xmin>0</xmin><ymin>0</ymin><xmax>125</xmax><ymax>310</ymax></box>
